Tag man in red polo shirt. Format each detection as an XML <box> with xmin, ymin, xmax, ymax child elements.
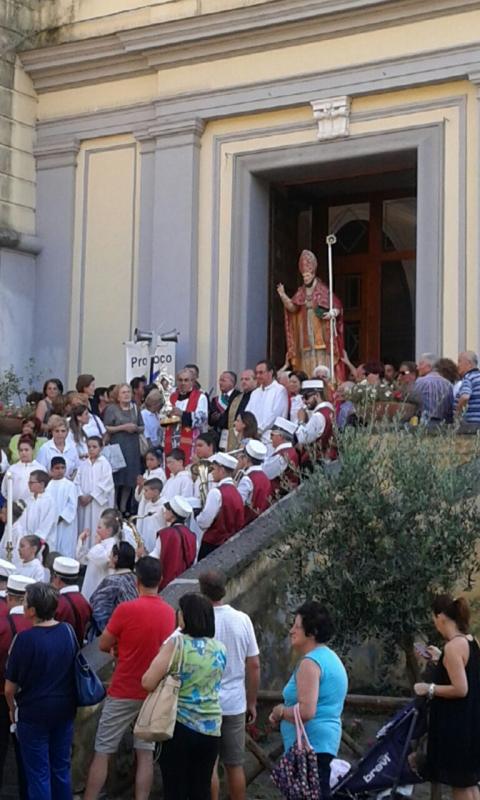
<box><xmin>84</xmin><ymin>557</ymin><xmax>175</xmax><ymax>800</ymax></box>
<box><xmin>51</xmin><ymin>556</ymin><xmax>92</xmax><ymax>643</ymax></box>
<box><xmin>197</xmin><ymin>453</ymin><xmax>244</xmax><ymax>560</ymax></box>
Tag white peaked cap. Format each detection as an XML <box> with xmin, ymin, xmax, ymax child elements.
<box><xmin>184</xmin><ymin>497</ymin><xmax>202</xmax><ymax>510</ymax></box>
<box><xmin>7</xmin><ymin>574</ymin><xmax>36</xmax><ymax>594</ymax></box>
<box><xmin>0</xmin><ymin>559</ymin><xmax>16</xmax><ymax>579</ymax></box>
<box><xmin>53</xmin><ymin>556</ymin><xmax>80</xmax><ymax>577</ymax></box>
<box><xmin>302</xmin><ymin>379</ymin><xmax>324</xmax><ymax>391</ymax></box>
<box><xmin>245</xmin><ymin>440</ymin><xmax>267</xmax><ymax>461</ymax></box>
<box><xmin>170</xmin><ymin>496</ymin><xmax>193</xmax><ymax>519</ymax></box>
<box><xmin>272</xmin><ymin>417</ymin><xmax>298</xmax><ymax>436</ymax></box>
<box><xmin>209</xmin><ymin>452</ymin><xmax>238</xmax><ymax>470</ymax></box>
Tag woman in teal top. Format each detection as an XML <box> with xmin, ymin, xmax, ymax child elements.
<box><xmin>142</xmin><ymin>593</ymin><xmax>226</xmax><ymax>800</ymax></box>
<box><xmin>269</xmin><ymin>601</ymin><xmax>348</xmax><ymax>799</ymax></box>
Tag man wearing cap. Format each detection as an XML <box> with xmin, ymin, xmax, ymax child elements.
<box><xmin>236</xmin><ymin>441</ymin><xmax>272</xmax><ymax>526</ymax></box>
<box><xmin>262</xmin><ymin>417</ymin><xmax>300</xmax><ymax>496</ymax></box>
<box><xmin>0</xmin><ymin>559</ymin><xmax>16</xmax><ymax>617</ymax></box>
<box><xmin>0</xmin><ymin>574</ymin><xmax>35</xmax><ymax>793</ymax></box>
<box><xmin>246</xmin><ymin>360</ymin><xmax>289</xmax><ymax>448</ymax></box>
<box><xmin>296</xmin><ymin>379</ymin><xmax>336</xmax><ymax>460</ymax></box>
<box><xmin>52</xmin><ymin>556</ymin><xmax>92</xmax><ymax>643</ymax></box>
<box><xmin>197</xmin><ymin>453</ymin><xmax>245</xmax><ymax>560</ymax></box>
<box><xmin>147</xmin><ymin>496</ymin><xmax>197</xmax><ymax>589</ymax></box>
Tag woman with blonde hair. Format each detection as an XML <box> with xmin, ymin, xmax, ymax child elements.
<box><xmin>36</xmin><ymin>415</ymin><xmax>79</xmax><ymax>479</ymax></box>
<box><xmin>103</xmin><ymin>384</ymin><xmax>143</xmax><ymax>513</ymax></box>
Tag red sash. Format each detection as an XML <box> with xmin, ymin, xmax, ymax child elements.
<box><xmin>164</xmin><ymin>388</ymin><xmax>202</xmax><ymax>465</ymax></box>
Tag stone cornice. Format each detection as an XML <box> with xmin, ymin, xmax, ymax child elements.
<box><xmin>32</xmin><ymin>41</ymin><xmax>480</xmax><ymax>151</ymax></box>
<box><xmin>19</xmin><ymin>0</ymin><xmax>480</xmax><ymax>93</ymax></box>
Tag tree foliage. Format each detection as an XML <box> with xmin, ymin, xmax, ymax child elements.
<box><xmin>278</xmin><ymin>428</ymin><xmax>480</xmax><ymax>686</ymax></box>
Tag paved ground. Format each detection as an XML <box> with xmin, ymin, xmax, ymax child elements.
<box><xmin>2</xmin><ymin>709</ymin><xmax>437</xmax><ymax>799</ymax></box>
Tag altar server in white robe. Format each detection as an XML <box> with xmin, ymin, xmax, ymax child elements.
<box><xmin>74</xmin><ymin>436</ymin><xmax>114</xmax><ymax>549</ymax></box>
<box><xmin>152</xmin><ymin>448</ymin><xmax>194</xmax><ymax>531</ymax></box>
<box><xmin>134</xmin><ymin>447</ymin><xmax>166</xmax><ymax>518</ymax></box>
<box><xmin>46</xmin><ymin>456</ymin><xmax>78</xmax><ymax>558</ymax></box>
<box><xmin>135</xmin><ymin>478</ymin><xmax>165</xmax><ymax>552</ymax></box>
<box><xmin>77</xmin><ymin>508</ymin><xmax>121</xmax><ymax>601</ymax></box>
<box><xmin>1</xmin><ymin>436</ymin><xmax>42</xmax><ymax>503</ymax></box>
<box><xmin>18</xmin><ymin>469</ymin><xmax>57</xmax><ymax>548</ymax></box>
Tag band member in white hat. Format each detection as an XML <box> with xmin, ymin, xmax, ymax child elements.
<box><xmin>197</xmin><ymin>453</ymin><xmax>244</xmax><ymax>560</ymax></box>
<box><xmin>262</xmin><ymin>417</ymin><xmax>300</xmax><ymax>497</ymax></box>
<box><xmin>236</xmin><ymin>440</ymin><xmax>272</xmax><ymax>526</ymax></box>
<box><xmin>296</xmin><ymin>379</ymin><xmax>336</xmax><ymax>460</ymax></box>
<box><xmin>148</xmin><ymin>496</ymin><xmax>197</xmax><ymax>589</ymax></box>
<box><xmin>0</xmin><ymin>559</ymin><xmax>16</xmax><ymax>610</ymax></box>
<box><xmin>51</xmin><ymin>556</ymin><xmax>92</xmax><ymax>644</ymax></box>
<box><xmin>0</xmin><ymin>574</ymin><xmax>35</xmax><ymax>792</ymax></box>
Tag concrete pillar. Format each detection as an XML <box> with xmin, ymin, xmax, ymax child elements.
<box><xmin>149</xmin><ymin>119</ymin><xmax>204</xmax><ymax>370</ymax></box>
<box><xmin>34</xmin><ymin>139</ymin><xmax>79</xmax><ymax>383</ymax></box>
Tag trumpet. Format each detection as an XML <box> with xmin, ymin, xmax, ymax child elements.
<box><xmin>124</xmin><ymin>513</ymin><xmax>153</xmax><ymax>550</ymax></box>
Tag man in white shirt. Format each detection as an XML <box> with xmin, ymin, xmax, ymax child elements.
<box><xmin>246</xmin><ymin>360</ymin><xmax>288</xmax><ymax>449</ymax></box>
<box><xmin>199</xmin><ymin>569</ymin><xmax>260</xmax><ymax>800</ymax></box>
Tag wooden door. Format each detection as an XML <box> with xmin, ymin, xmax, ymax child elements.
<box><xmin>268</xmin><ymin>187</ymin><xmax>303</xmax><ymax>368</ymax></box>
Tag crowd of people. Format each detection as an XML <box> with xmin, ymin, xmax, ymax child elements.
<box><xmin>0</xmin><ymin>354</ymin><xmax>479</xmax><ymax>798</ymax></box>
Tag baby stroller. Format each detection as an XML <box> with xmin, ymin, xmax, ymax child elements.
<box><xmin>332</xmin><ymin>699</ymin><xmax>428</xmax><ymax>800</ymax></box>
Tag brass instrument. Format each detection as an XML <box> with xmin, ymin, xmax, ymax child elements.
<box><xmin>124</xmin><ymin>513</ymin><xmax>153</xmax><ymax>550</ymax></box>
<box><xmin>190</xmin><ymin>459</ymin><xmax>213</xmax><ymax>507</ymax></box>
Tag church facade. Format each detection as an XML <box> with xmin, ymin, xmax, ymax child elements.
<box><xmin>1</xmin><ymin>0</ymin><xmax>480</xmax><ymax>386</ymax></box>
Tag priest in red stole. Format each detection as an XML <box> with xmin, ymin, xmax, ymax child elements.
<box><xmin>277</xmin><ymin>249</ymin><xmax>346</xmax><ymax>383</ymax></box>
<box><xmin>164</xmin><ymin>369</ymin><xmax>208</xmax><ymax>465</ymax></box>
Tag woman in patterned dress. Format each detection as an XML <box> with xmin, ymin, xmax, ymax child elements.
<box><xmin>142</xmin><ymin>593</ymin><xmax>226</xmax><ymax>800</ymax></box>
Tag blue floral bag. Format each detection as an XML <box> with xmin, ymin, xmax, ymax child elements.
<box><xmin>271</xmin><ymin>704</ymin><xmax>321</xmax><ymax>799</ymax></box>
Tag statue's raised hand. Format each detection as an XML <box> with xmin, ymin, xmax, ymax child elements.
<box><xmin>277</xmin><ymin>282</ymin><xmax>288</xmax><ymax>300</ymax></box>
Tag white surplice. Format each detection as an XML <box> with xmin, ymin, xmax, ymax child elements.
<box><xmin>0</xmin><ymin>518</ymin><xmax>24</xmax><ymax>566</ymax></box>
<box><xmin>77</xmin><ymin>534</ymin><xmax>117</xmax><ymax>601</ymax></box>
<box><xmin>134</xmin><ymin>467</ymin><xmax>167</xmax><ymax>514</ymax></box>
<box><xmin>36</xmin><ymin>440</ymin><xmax>80</xmax><ymax>479</ymax></box>
<box><xmin>18</xmin><ymin>492</ymin><xmax>58</xmax><ymax>549</ymax></box>
<box><xmin>1</xmin><ymin>460</ymin><xmax>43</xmax><ymax>504</ymax></box>
<box><xmin>46</xmin><ymin>477</ymin><xmax>79</xmax><ymax>558</ymax></box>
<box><xmin>137</xmin><ymin>496</ymin><xmax>165</xmax><ymax>552</ymax></box>
<box><xmin>74</xmin><ymin>455</ymin><xmax>114</xmax><ymax>548</ymax></box>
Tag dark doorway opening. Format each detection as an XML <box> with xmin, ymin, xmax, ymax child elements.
<box><xmin>269</xmin><ymin>151</ymin><xmax>417</xmax><ymax>371</ymax></box>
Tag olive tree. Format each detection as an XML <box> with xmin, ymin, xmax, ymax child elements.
<box><xmin>278</xmin><ymin>428</ymin><xmax>480</xmax><ymax>688</ymax></box>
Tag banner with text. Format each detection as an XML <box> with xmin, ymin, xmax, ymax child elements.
<box><xmin>151</xmin><ymin>341</ymin><xmax>176</xmax><ymax>383</ymax></box>
<box><xmin>125</xmin><ymin>341</ymin><xmax>151</xmax><ymax>383</ymax></box>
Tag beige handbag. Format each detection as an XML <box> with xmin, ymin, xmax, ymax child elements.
<box><xmin>134</xmin><ymin>635</ymin><xmax>184</xmax><ymax>742</ymax></box>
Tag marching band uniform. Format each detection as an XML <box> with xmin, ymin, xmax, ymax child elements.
<box><xmin>262</xmin><ymin>417</ymin><xmax>300</xmax><ymax>496</ymax></box>
<box><xmin>52</xmin><ymin>557</ymin><xmax>92</xmax><ymax>644</ymax></box>
<box><xmin>236</xmin><ymin>440</ymin><xmax>272</xmax><ymax>526</ymax></box>
<box><xmin>148</xmin><ymin>497</ymin><xmax>197</xmax><ymax>589</ymax></box>
<box><xmin>197</xmin><ymin>453</ymin><xmax>244</xmax><ymax>559</ymax></box>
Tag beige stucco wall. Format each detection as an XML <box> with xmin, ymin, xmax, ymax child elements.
<box><xmin>6</xmin><ymin>1</ymin><xmax>480</xmax><ymax>381</ymax></box>
<box><xmin>37</xmin><ymin>0</ymin><xmax>280</xmax><ymax>41</ymax></box>
<box><xmin>0</xmin><ymin>3</ymin><xmax>37</xmax><ymax>235</ymax></box>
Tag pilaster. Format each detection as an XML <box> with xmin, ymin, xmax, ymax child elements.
<box><xmin>149</xmin><ymin>119</ymin><xmax>205</xmax><ymax>367</ymax></box>
<box><xmin>34</xmin><ymin>137</ymin><xmax>79</xmax><ymax>381</ymax></box>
